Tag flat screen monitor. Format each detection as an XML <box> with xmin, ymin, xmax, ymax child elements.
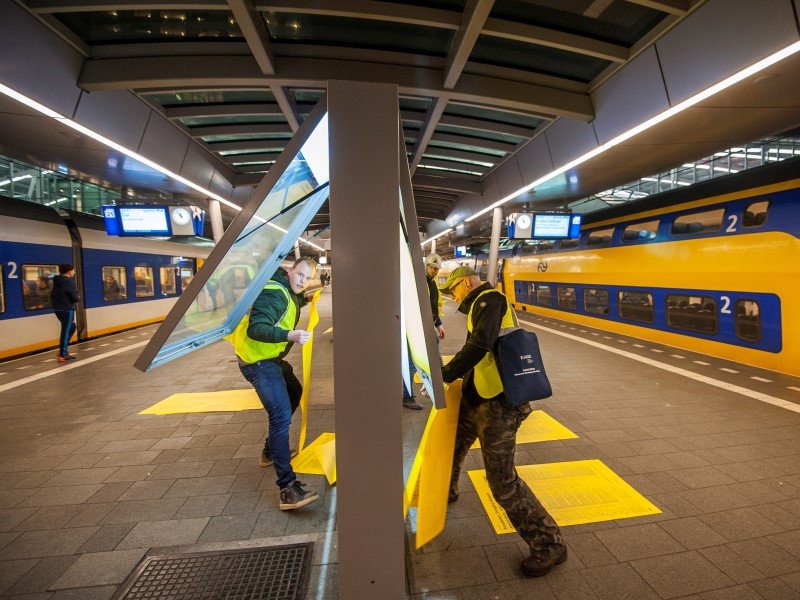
<box><xmin>118</xmin><ymin>206</ymin><xmax>171</xmax><ymax>236</ymax></box>
<box><xmin>533</xmin><ymin>213</ymin><xmax>582</xmax><ymax>239</ymax></box>
<box><xmin>454</xmin><ymin>245</ymin><xmax>471</xmax><ymax>257</ymax></box>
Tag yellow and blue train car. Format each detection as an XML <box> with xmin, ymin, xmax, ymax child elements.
<box><xmin>502</xmin><ymin>157</ymin><xmax>800</xmax><ymax>377</ymax></box>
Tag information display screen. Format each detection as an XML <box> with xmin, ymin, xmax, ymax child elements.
<box><xmin>533</xmin><ymin>213</ymin><xmax>582</xmax><ymax>239</ymax></box>
<box><xmin>118</xmin><ymin>207</ymin><xmax>171</xmax><ymax>236</ymax></box>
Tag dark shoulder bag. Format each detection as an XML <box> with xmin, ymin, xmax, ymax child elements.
<box><xmin>493</xmin><ymin>308</ymin><xmax>552</xmax><ymax>406</ymax></box>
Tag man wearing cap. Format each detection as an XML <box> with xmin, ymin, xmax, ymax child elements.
<box><xmin>439</xmin><ymin>266</ymin><xmax>566</xmax><ymax>578</ymax></box>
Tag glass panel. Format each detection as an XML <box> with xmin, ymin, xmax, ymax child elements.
<box><xmin>583</xmin><ymin>288</ymin><xmax>609</xmax><ymax>315</ymax></box>
<box><xmin>587</xmin><ymin>227</ymin><xmax>614</xmax><ymax>245</ymax></box>
<box><xmin>160</xmin><ymin>266</ymin><xmax>178</xmax><ymax>296</ymax></box>
<box><xmin>471</xmin><ymin>35</ymin><xmax>610</xmax><ymax>83</ymax></box>
<box><xmin>264</xmin><ymin>13</ymin><xmax>454</xmax><ymax>55</ymax></box>
<box><xmin>399</xmin><ymin>96</ymin><xmax>431</xmax><ymax>112</ymax></box>
<box><xmin>142</xmin><ymin>110</ymin><xmax>330</xmax><ymax>370</ymax></box>
<box><xmin>618</xmin><ymin>291</ymin><xmax>653</xmax><ymax>323</ymax></box>
<box><xmin>22</xmin><ymin>265</ymin><xmax>57</xmax><ymax>311</ymax></box>
<box><xmin>666</xmin><ymin>294</ymin><xmax>717</xmax><ymax>334</ymax></box>
<box><xmin>55</xmin><ymin>10</ymin><xmax>244</xmax><ymax>43</ymax></box>
<box><xmin>622</xmin><ymin>220</ymin><xmax>658</xmax><ymax>242</ymax></box>
<box><xmin>557</xmin><ymin>286</ymin><xmax>576</xmax><ymax>309</ymax></box>
<box><xmin>181</xmin><ymin>115</ymin><xmax>287</xmax><ymax>127</ymax></box>
<box><xmin>134</xmin><ymin>266</ymin><xmax>155</xmax><ymax>298</ymax></box>
<box><xmin>148</xmin><ymin>90</ymin><xmax>276</xmax><ymax>106</ymax></box>
<box><xmin>102</xmin><ymin>266</ymin><xmax>127</xmax><ymax>302</ymax></box>
<box><xmin>445</xmin><ymin>102</ymin><xmax>544</xmax><ymax>129</ymax></box>
<box><xmin>536</xmin><ymin>283</ymin><xmax>551</xmax><ymax>305</ymax></box>
<box><xmin>743</xmin><ymin>200</ymin><xmax>769</xmax><ymax>228</ymax></box>
<box><xmin>736</xmin><ymin>299</ymin><xmax>761</xmax><ymax>341</ymax></box>
<box><xmin>672</xmin><ymin>209</ymin><xmax>724</xmax><ymax>235</ymax></box>
<box><xmin>559</xmin><ymin>239</ymin><xmax>579</xmax><ymax>249</ymax></box>
<box><xmin>180</xmin><ymin>267</ymin><xmax>194</xmax><ymax>292</ymax></box>
<box><xmin>292</xmin><ymin>89</ymin><xmax>325</xmax><ymax>103</ymax></box>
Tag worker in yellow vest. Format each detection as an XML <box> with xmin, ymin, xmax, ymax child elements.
<box><xmin>233</xmin><ymin>257</ymin><xmax>318</xmax><ymax>511</ymax></box>
<box><xmin>439</xmin><ymin>266</ymin><xmax>566</xmax><ymax>577</ymax></box>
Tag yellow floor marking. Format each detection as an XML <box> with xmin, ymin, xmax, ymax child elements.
<box><xmin>292</xmin><ymin>432</ymin><xmax>335</xmax><ymax>477</ymax></box>
<box><xmin>139</xmin><ymin>389</ymin><xmax>261</xmax><ymax>415</ymax></box>
<box><xmin>468</xmin><ymin>459</ymin><xmax>661</xmax><ymax>534</ymax></box>
<box><xmin>470</xmin><ymin>410</ymin><xmax>577</xmax><ymax>449</ymax></box>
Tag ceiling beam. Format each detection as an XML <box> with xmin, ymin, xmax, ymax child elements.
<box><xmin>271</xmin><ymin>86</ymin><xmax>301</xmax><ymax>131</ymax></box>
<box><xmin>429</xmin><ymin>132</ymin><xmax>516</xmax><ymax>154</ymax></box>
<box><xmin>26</xmin><ymin>0</ymin><xmax>226</xmax><ymax>11</ymax></box>
<box><xmin>420</xmin><ymin>146</ymin><xmax>499</xmax><ymax>166</ymax></box>
<box><xmin>623</xmin><ymin>0</ymin><xmax>689</xmax><ymax>16</ymax></box>
<box><xmin>222</xmin><ymin>151</ymin><xmax>280</xmax><ymax>164</ymax></box>
<box><xmin>419</xmin><ymin>157</ymin><xmax>490</xmax><ymax>175</ymax></box>
<box><xmin>482</xmin><ymin>18</ymin><xmax>628</xmax><ymax>63</ymax></box>
<box><xmin>205</xmin><ymin>139</ymin><xmax>286</xmax><ymax>152</ymax></box>
<box><xmin>443</xmin><ymin>0</ymin><xmax>495</xmax><ymax>89</ymax></box>
<box><xmin>164</xmin><ymin>102</ymin><xmax>283</xmax><ymax>119</ymax></box>
<box><xmin>409</xmin><ymin>97</ymin><xmax>447</xmax><ymax>174</ymax></box>
<box><xmin>227</xmin><ymin>0</ymin><xmax>275</xmax><ymax>74</ymax></box>
<box><xmin>187</xmin><ymin>123</ymin><xmax>292</xmax><ymax>137</ymax></box>
<box><xmin>583</xmin><ymin>0</ymin><xmax>614</xmax><ymax>18</ymax></box>
<box><xmin>78</xmin><ymin>55</ymin><xmax>595</xmax><ymax>120</ymax></box>
<box><xmin>437</xmin><ymin>113</ymin><xmax>536</xmax><ymax>139</ymax></box>
<box><xmin>412</xmin><ymin>174</ymin><xmax>482</xmax><ymax>194</ymax></box>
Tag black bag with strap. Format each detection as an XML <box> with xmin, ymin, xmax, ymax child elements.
<box><xmin>493</xmin><ymin>309</ymin><xmax>552</xmax><ymax>406</ymax></box>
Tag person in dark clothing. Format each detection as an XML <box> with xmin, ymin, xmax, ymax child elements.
<box><xmin>231</xmin><ymin>257</ymin><xmax>318</xmax><ymax>511</ymax></box>
<box><xmin>424</xmin><ymin>253</ymin><xmax>446</xmax><ymax>342</ymax></box>
<box><xmin>103</xmin><ymin>275</ymin><xmax>121</xmax><ymax>301</ymax></box>
<box><xmin>51</xmin><ymin>264</ymin><xmax>79</xmax><ymax>363</ymax></box>
<box><xmin>27</xmin><ymin>275</ymin><xmax>53</xmax><ymax>310</ymax></box>
<box><xmin>439</xmin><ymin>266</ymin><xmax>566</xmax><ymax>578</ymax></box>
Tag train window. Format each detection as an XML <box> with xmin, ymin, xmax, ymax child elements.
<box><xmin>735</xmin><ymin>299</ymin><xmax>761</xmax><ymax>341</ymax></box>
<box><xmin>666</xmin><ymin>294</ymin><xmax>717</xmax><ymax>334</ymax></box>
<box><xmin>180</xmin><ymin>267</ymin><xmax>194</xmax><ymax>292</ymax></box>
<box><xmin>559</xmin><ymin>239</ymin><xmax>579</xmax><ymax>249</ymax></box>
<box><xmin>134</xmin><ymin>266</ymin><xmax>155</xmax><ymax>298</ymax></box>
<box><xmin>536</xmin><ymin>284</ymin><xmax>552</xmax><ymax>305</ymax></box>
<box><xmin>102</xmin><ymin>266</ymin><xmax>127</xmax><ymax>302</ymax></box>
<box><xmin>160</xmin><ymin>267</ymin><xmax>178</xmax><ymax>296</ymax></box>
<box><xmin>583</xmin><ymin>288</ymin><xmax>609</xmax><ymax>315</ymax></box>
<box><xmin>587</xmin><ymin>228</ymin><xmax>614</xmax><ymax>246</ymax></box>
<box><xmin>22</xmin><ymin>264</ymin><xmax>57</xmax><ymax>311</ymax></box>
<box><xmin>557</xmin><ymin>287</ymin><xmax>577</xmax><ymax>309</ymax></box>
<box><xmin>622</xmin><ymin>220</ymin><xmax>658</xmax><ymax>242</ymax></box>
<box><xmin>536</xmin><ymin>241</ymin><xmax>555</xmax><ymax>253</ymax></box>
<box><xmin>618</xmin><ymin>291</ymin><xmax>654</xmax><ymax>323</ymax></box>
<box><xmin>742</xmin><ymin>201</ymin><xmax>769</xmax><ymax>228</ymax></box>
<box><xmin>0</xmin><ymin>265</ymin><xmax>4</xmax><ymax>314</ymax></box>
<box><xmin>671</xmin><ymin>209</ymin><xmax>724</xmax><ymax>235</ymax></box>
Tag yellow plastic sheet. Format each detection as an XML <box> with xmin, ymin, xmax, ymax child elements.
<box><xmin>468</xmin><ymin>459</ymin><xmax>661</xmax><ymax>534</ymax></box>
<box><xmin>139</xmin><ymin>389</ymin><xmax>261</xmax><ymax>415</ymax></box>
<box><xmin>292</xmin><ymin>432</ymin><xmax>335</xmax><ymax>476</ymax></box>
<box><xmin>298</xmin><ymin>290</ymin><xmax>321</xmax><ymax>451</ymax></box>
<box><xmin>404</xmin><ymin>380</ymin><xmax>461</xmax><ymax>549</ymax></box>
<box><xmin>413</xmin><ymin>355</ymin><xmax>453</xmax><ymax>384</ymax></box>
<box><xmin>470</xmin><ymin>410</ymin><xmax>578</xmax><ymax>449</ymax></box>
<box><xmin>316</xmin><ymin>437</ymin><xmax>337</xmax><ymax>485</ymax></box>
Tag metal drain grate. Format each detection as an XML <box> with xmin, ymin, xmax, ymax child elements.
<box><xmin>113</xmin><ymin>543</ymin><xmax>314</xmax><ymax>600</ymax></box>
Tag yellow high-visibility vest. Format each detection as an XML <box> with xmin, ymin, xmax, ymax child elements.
<box><xmin>231</xmin><ymin>282</ymin><xmax>295</xmax><ymax>364</ymax></box>
<box><xmin>467</xmin><ymin>289</ymin><xmax>516</xmax><ymax>398</ymax></box>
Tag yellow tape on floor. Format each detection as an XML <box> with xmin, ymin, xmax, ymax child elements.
<box><xmin>139</xmin><ymin>389</ymin><xmax>261</xmax><ymax>415</ymax></box>
<box><xmin>470</xmin><ymin>410</ymin><xmax>578</xmax><ymax>449</ymax></box>
<box><xmin>468</xmin><ymin>459</ymin><xmax>661</xmax><ymax>534</ymax></box>
<box><xmin>292</xmin><ymin>432</ymin><xmax>335</xmax><ymax>477</ymax></box>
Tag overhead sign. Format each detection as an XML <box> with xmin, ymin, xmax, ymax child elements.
<box><xmin>509</xmin><ymin>212</ymin><xmax>582</xmax><ymax>240</ymax></box>
<box><xmin>103</xmin><ymin>205</ymin><xmax>205</xmax><ymax>237</ymax></box>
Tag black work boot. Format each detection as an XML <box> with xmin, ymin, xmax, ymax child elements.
<box><xmin>279</xmin><ymin>481</ymin><xmax>319</xmax><ymax>511</ymax></box>
<box><xmin>521</xmin><ymin>545</ymin><xmax>568</xmax><ymax>577</ymax></box>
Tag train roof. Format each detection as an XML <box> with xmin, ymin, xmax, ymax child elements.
<box><xmin>583</xmin><ymin>156</ymin><xmax>800</xmax><ymax>226</ymax></box>
<box><xmin>0</xmin><ymin>194</ymin><xmax>64</xmax><ymax>225</ymax></box>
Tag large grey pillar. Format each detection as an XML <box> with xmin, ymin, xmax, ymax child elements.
<box><xmin>486</xmin><ymin>206</ymin><xmax>503</xmax><ymax>285</ymax></box>
<box><xmin>329</xmin><ymin>80</ymin><xmax>404</xmax><ymax>598</ymax></box>
<box><xmin>208</xmin><ymin>199</ymin><xmax>224</xmax><ymax>243</ymax></box>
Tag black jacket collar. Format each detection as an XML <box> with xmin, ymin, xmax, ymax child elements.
<box><xmin>457</xmin><ymin>282</ymin><xmax>495</xmax><ymax>315</ymax></box>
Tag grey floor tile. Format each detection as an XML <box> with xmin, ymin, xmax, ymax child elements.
<box><xmin>481</xmin><ymin>542</ymin><xmax>525</xmax><ymax>582</ymax></box>
<box><xmin>545</xmin><ymin>570</ymin><xmax>599</xmax><ymax>600</ymax></box>
<box><xmin>595</xmin><ymin>523</ymin><xmax>685</xmax><ymax>561</ymax></box>
<box><xmin>20</xmin><ymin>485</ymin><xmax>104</xmax><ymax>508</ymax></box>
<box><xmin>0</xmin><ymin>558</ymin><xmax>38</xmax><ymax>595</ymax></box>
<box><xmin>116</xmin><ymin>517</ymin><xmax>210</xmax><ymax>549</ymax></box>
<box><xmin>631</xmin><ymin>551</ymin><xmax>734</xmax><ymax>598</ymax></box>
<box><xmin>174</xmin><ymin>494</ymin><xmax>230</xmax><ymax>519</ymax></box>
<box><xmin>0</xmin><ymin>527</ymin><xmax>99</xmax><ymax>560</ymax></box>
<box><xmin>116</xmin><ymin>479</ymin><xmax>174</xmax><ymax>501</ymax></box>
<box><xmin>100</xmin><ymin>498</ymin><xmax>186</xmax><ymax>525</ymax></box>
<box><xmin>163</xmin><ymin>475</ymin><xmax>236</xmax><ymax>498</ymax></box>
<box><xmin>249</xmin><ymin>510</ymin><xmax>289</xmax><ymax>538</ymax></box>
<box><xmin>0</xmin><ymin>507</ymin><xmax>38</xmax><ymax>532</ymax></box>
<box><xmin>49</xmin><ymin>548</ymin><xmax>146</xmax><ymax>590</ymax></box>
<box><xmin>749</xmin><ymin>576</ymin><xmax>800</xmax><ymax>600</ymax></box>
<box><xmin>725</xmin><ymin>537</ymin><xmax>800</xmax><ymax>577</ymax></box>
<box><xmin>658</xmin><ymin>517</ymin><xmax>728</xmax><ymax>550</ymax></box>
<box><xmin>4</xmin><ymin>555</ymin><xmax>78</xmax><ymax>595</ymax></box>
<box><xmin>197</xmin><ymin>513</ymin><xmax>258</xmax><ymax>543</ymax></box>
<box><xmin>562</xmin><ymin>532</ymin><xmax>617</xmax><ymax>568</ymax></box>
<box><xmin>698</xmin><ymin>507</ymin><xmax>785</xmax><ymax>542</ymax></box>
<box><xmin>581</xmin><ymin>562</ymin><xmax>660</xmax><ymax>600</ymax></box>
<box><xmin>408</xmin><ymin>546</ymin><xmax>497</xmax><ymax>594</ymax></box>
<box><xmin>49</xmin><ymin>584</ymin><xmax>118</xmax><ymax>599</ymax></box>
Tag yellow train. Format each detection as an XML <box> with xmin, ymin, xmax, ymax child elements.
<box><xmin>500</xmin><ymin>157</ymin><xmax>800</xmax><ymax>377</ymax></box>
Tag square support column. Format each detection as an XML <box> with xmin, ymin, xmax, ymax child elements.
<box><xmin>328</xmin><ymin>80</ymin><xmax>405</xmax><ymax>598</ymax></box>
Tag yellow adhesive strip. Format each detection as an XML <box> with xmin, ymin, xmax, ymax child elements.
<box><xmin>468</xmin><ymin>459</ymin><xmax>661</xmax><ymax>534</ymax></box>
<box><xmin>292</xmin><ymin>432</ymin><xmax>335</xmax><ymax>476</ymax></box>
<box><xmin>470</xmin><ymin>410</ymin><xmax>578</xmax><ymax>449</ymax></box>
<box><xmin>298</xmin><ymin>290</ymin><xmax>321</xmax><ymax>451</ymax></box>
<box><xmin>315</xmin><ymin>438</ymin><xmax>337</xmax><ymax>485</ymax></box>
<box><xmin>139</xmin><ymin>389</ymin><xmax>261</xmax><ymax>415</ymax></box>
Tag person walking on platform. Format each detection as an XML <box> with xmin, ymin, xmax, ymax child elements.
<box><xmin>51</xmin><ymin>264</ymin><xmax>79</xmax><ymax>363</ymax></box>
<box><xmin>232</xmin><ymin>257</ymin><xmax>319</xmax><ymax>511</ymax></box>
<box><xmin>439</xmin><ymin>266</ymin><xmax>566</xmax><ymax>577</ymax></box>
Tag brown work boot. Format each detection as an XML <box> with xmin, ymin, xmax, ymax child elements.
<box><xmin>521</xmin><ymin>545</ymin><xmax>568</xmax><ymax>577</ymax></box>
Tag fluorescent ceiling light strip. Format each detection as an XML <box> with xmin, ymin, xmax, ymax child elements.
<box><xmin>0</xmin><ymin>82</ymin><xmax>322</xmax><ymax>251</ymax></box>
<box><xmin>464</xmin><ymin>40</ymin><xmax>800</xmax><ymax>224</ymax></box>
<box><xmin>420</xmin><ymin>228</ymin><xmax>453</xmax><ymax>247</ymax></box>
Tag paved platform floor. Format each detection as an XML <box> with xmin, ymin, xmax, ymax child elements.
<box><xmin>2</xmin><ymin>287</ymin><xmax>800</xmax><ymax>599</ymax></box>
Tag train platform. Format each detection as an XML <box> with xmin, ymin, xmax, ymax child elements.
<box><xmin>2</xmin><ymin>288</ymin><xmax>800</xmax><ymax>599</ymax></box>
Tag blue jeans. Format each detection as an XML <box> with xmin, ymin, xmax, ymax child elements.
<box><xmin>239</xmin><ymin>359</ymin><xmax>302</xmax><ymax>489</ymax></box>
<box><xmin>55</xmin><ymin>309</ymin><xmax>76</xmax><ymax>357</ymax></box>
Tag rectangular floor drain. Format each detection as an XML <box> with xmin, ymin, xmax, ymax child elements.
<box><xmin>113</xmin><ymin>542</ymin><xmax>314</xmax><ymax>600</ymax></box>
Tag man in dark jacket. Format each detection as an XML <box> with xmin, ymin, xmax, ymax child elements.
<box><xmin>439</xmin><ymin>266</ymin><xmax>566</xmax><ymax>578</ymax></box>
<box><xmin>232</xmin><ymin>257</ymin><xmax>318</xmax><ymax>511</ymax></box>
<box><xmin>51</xmin><ymin>264</ymin><xmax>79</xmax><ymax>363</ymax></box>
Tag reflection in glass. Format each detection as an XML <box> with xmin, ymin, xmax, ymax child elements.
<box><xmin>22</xmin><ymin>265</ymin><xmax>56</xmax><ymax>310</ymax></box>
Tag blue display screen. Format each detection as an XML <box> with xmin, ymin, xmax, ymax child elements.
<box><xmin>532</xmin><ymin>213</ymin><xmax>582</xmax><ymax>239</ymax></box>
<box><xmin>118</xmin><ymin>206</ymin><xmax>171</xmax><ymax>236</ymax></box>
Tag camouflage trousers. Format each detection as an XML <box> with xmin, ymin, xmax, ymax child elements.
<box><xmin>451</xmin><ymin>397</ymin><xmax>564</xmax><ymax>559</ymax></box>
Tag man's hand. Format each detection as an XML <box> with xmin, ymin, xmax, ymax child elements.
<box><xmin>436</xmin><ymin>325</ymin><xmax>446</xmax><ymax>340</ymax></box>
<box><xmin>288</xmin><ymin>330</ymin><xmax>311</xmax><ymax>344</ymax></box>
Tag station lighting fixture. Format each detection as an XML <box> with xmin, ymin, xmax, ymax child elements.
<box><xmin>0</xmin><ymin>82</ymin><xmax>325</xmax><ymax>252</ymax></box>
<box><xmin>463</xmin><ymin>39</ymin><xmax>800</xmax><ymax>225</ymax></box>
<box><xmin>420</xmin><ymin>227</ymin><xmax>454</xmax><ymax>247</ymax></box>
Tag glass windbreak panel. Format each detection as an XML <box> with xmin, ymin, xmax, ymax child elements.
<box><xmin>736</xmin><ymin>299</ymin><xmax>761</xmax><ymax>341</ymax></box>
<box><xmin>672</xmin><ymin>209</ymin><xmax>724</xmax><ymax>235</ymax></box>
<box><xmin>148</xmin><ymin>91</ymin><xmax>276</xmax><ymax>106</ymax></box>
<box><xmin>140</xmin><ymin>111</ymin><xmax>330</xmax><ymax>370</ymax></box>
<box><xmin>622</xmin><ymin>220</ymin><xmax>658</xmax><ymax>242</ymax></box>
<box><xmin>22</xmin><ymin>265</ymin><xmax>56</xmax><ymax>311</ymax></box>
<box><xmin>55</xmin><ymin>11</ymin><xmax>244</xmax><ymax>44</ymax></box>
<box><xmin>102</xmin><ymin>266</ymin><xmax>127</xmax><ymax>301</ymax></box>
<box><xmin>134</xmin><ymin>266</ymin><xmax>155</xmax><ymax>298</ymax></box>
<box><xmin>743</xmin><ymin>200</ymin><xmax>769</xmax><ymax>228</ymax></box>
<box><xmin>666</xmin><ymin>294</ymin><xmax>717</xmax><ymax>334</ymax></box>
<box><xmin>618</xmin><ymin>291</ymin><xmax>654</xmax><ymax>323</ymax></box>
<box><xmin>160</xmin><ymin>267</ymin><xmax>178</xmax><ymax>296</ymax></box>
<box><xmin>583</xmin><ymin>288</ymin><xmax>609</xmax><ymax>315</ymax></box>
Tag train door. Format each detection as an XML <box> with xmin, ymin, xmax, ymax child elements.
<box><xmin>63</xmin><ymin>217</ymin><xmax>88</xmax><ymax>340</ymax></box>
